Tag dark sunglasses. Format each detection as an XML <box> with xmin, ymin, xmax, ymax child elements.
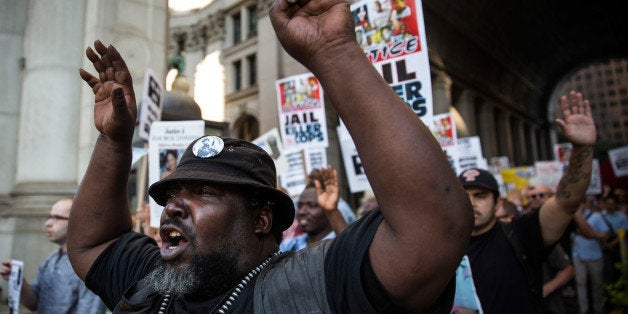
<box><xmin>528</xmin><ymin>193</ymin><xmax>547</xmax><ymax>200</ymax></box>
<box><xmin>47</xmin><ymin>214</ymin><xmax>69</xmax><ymax>221</ymax></box>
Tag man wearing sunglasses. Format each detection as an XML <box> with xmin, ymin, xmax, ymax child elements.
<box><xmin>526</xmin><ymin>185</ymin><xmax>554</xmax><ymax>213</ymax></box>
<box><xmin>0</xmin><ymin>198</ymin><xmax>105</xmax><ymax>314</ymax></box>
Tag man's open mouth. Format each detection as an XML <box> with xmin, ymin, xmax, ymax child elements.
<box><xmin>160</xmin><ymin>227</ymin><xmax>190</xmax><ymax>260</ymax></box>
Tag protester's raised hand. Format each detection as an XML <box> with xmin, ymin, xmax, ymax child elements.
<box><xmin>79</xmin><ymin>40</ymin><xmax>136</xmax><ymax>143</ymax></box>
<box><xmin>555</xmin><ymin>91</ymin><xmax>596</xmax><ymax>147</ymax></box>
<box><xmin>314</xmin><ymin>165</ymin><xmax>340</xmax><ymax>212</ymax></box>
<box><xmin>269</xmin><ymin>0</ymin><xmax>356</xmax><ymax>68</ymax></box>
<box><xmin>0</xmin><ymin>260</ymin><xmax>11</xmax><ymax>281</ymax></box>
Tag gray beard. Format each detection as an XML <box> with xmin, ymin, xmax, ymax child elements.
<box><xmin>144</xmin><ymin>248</ymin><xmax>241</xmax><ymax>300</ymax></box>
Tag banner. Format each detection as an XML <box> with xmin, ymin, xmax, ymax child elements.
<box><xmin>275</xmin><ymin>73</ymin><xmax>329</xmax><ymax>151</ymax></box>
<box><xmin>148</xmin><ymin>120</ymin><xmax>205</xmax><ymax>227</ymax></box>
<box><xmin>139</xmin><ymin>68</ymin><xmax>164</xmax><ymax>141</ymax></box>
<box><xmin>352</xmin><ymin>0</ymin><xmax>433</xmax><ymax>125</ymax></box>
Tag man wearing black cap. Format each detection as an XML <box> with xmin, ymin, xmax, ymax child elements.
<box><xmin>455</xmin><ymin>92</ymin><xmax>596</xmax><ymax>314</ymax></box>
<box><xmin>67</xmin><ymin>0</ymin><xmax>474</xmax><ymax>312</ymax></box>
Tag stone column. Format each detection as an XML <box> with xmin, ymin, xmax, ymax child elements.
<box><xmin>478</xmin><ymin>101</ymin><xmax>497</xmax><ymax>158</ymax></box>
<box><xmin>528</xmin><ymin>125</ymin><xmax>539</xmax><ymax>162</ymax></box>
<box><xmin>496</xmin><ymin>110</ymin><xmax>514</xmax><ymax>162</ymax></box>
<box><xmin>453</xmin><ymin>89</ymin><xmax>476</xmax><ymax>137</ymax></box>
<box><xmin>431</xmin><ymin>70</ymin><xmax>452</xmax><ymax>115</ymax></box>
<box><xmin>0</xmin><ymin>0</ymin><xmax>27</xmax><ymax>209</ymax></box>
<box><xmin>515</xmin><ymin>119</ymin><xmax>527</xmax><ymax>164</ymax></box>
<box><xmin>13</xmin><ymin>0</ymin><xmax>88</xmax><ymax>210</ymax></box>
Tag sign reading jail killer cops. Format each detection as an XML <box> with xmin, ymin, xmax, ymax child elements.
<box><xmin>139</xmin><ymin>68</ymin><xmax>164</xmax><ymax>141</ymax></box>
<box><xmin>352</xmin><ymin>0</ymin><xmax>433</xmax><ymax>125</ymax></box>
<box><xmin>275</xmin><ymin>73</ymin><xmax>329</xmax><ymax>151</ymax></box>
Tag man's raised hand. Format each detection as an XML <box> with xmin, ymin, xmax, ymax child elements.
<box><xmin>556</xmin><ymin>91</ymin><xmax>596</xmax><ymax>147</ymax></box>
<box><xmin>79</xmin><ymin>40</ymin><xmax>136</xmax><ymax>143</ymax></box>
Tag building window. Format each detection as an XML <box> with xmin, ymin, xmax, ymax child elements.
<box><xmin>247</xmin><ymin>54</ymin><xmax>256</xmax><ymax>86</ymax></box>
<box><xmin>248</xmin><ymin>5</ymin><xmax>257</xmax><ymax>38</ymax></box>
<box><xmin>234</xmin><ymin>60</ymin><xmax>242</xmax><ymax>91</ymax></box>
<box><xmin>233</xmin><ymin>12</ymin><xmax>242</xmax><ymax>44</ymax></box>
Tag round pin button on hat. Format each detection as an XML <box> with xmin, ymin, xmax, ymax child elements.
<box><xmin>192</xmin><ymin>136</ymin><xmax>224</xmax><ymax>158</ymax></box>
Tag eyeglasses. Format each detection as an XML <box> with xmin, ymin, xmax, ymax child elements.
<box><xmin>47</xmin><ymin>214</ymin><xmax>69</xmax><ymax>221</ymax></box>
<box><xmin>528</xmin><ymin>193</ymin><xmax>547</xmax><ymax>200</ymax></box>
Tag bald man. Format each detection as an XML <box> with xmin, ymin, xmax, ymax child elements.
<box><xmin>1</xmin><ymin>199</ymin><xmax>105</xmax><ymax>314</ymax></box>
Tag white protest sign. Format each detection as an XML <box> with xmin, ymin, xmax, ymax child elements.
<box><xmin>8</xmin><ymin>259</ymin><xmax>24</xmax><ymax>314</ymax></box>
<box><xmin>148</xmin><ymin>121</ymin><xmax>205</xmax><ymax>227</ymax></box>
<box><xmin>280</xmin><ymin>150</ymin><xmax>307</xmax><ymax>197</ymax></box>
<box><xmin>532</xmin><ymin>160</ymin><xmax>563</xmax><ymax>189</ymax></box>
<box><xmin>304</xmin><ymin>147</ymin><xmax>328</xmax><ymax>175</ymax></box>
<box><xmin>252</xmin><ymin>128</ymin><xmax>288</xmax><ymax>175</ymax></box>
<box><xmin>455</xmin><ymin>136</ymin><xmax>486</xmax><ymax>173</ymax></box>
<box><xmin>587</xmin><ymin>159</ymin><xmax>602</xmax><ymax>195</ymax></box>
<box><xmin>275</xmin><ymin>73</ymin><xmax>329</xmax><ymax>151</ymax></box>
<box><xmin>337</xmin><ymin>124</ymin><xmax>372</xmax><ymax>193</ymax></box>
<box><xmin>352</xmin><ymin>0</ymin><xmax>432</xmax><ymax>125</ymax></box>
<box><xmin>609</xmin><ymin>146</ymin><xmax>628</xmax><ymax>178</ymax></box>
<box><xmin>139</xmin><ymin>68</ymin><xmax>164</xmax><ymax>141</ymax></box>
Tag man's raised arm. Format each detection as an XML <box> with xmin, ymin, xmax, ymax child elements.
<box><xmin>270</xmin><ymin>0</ymin><xmax>473</xmax><ymax>310</ymax></box>
<box><xmin>68</xmin><ymin>41</ymin><xmax>137</xmax><ymax>279</ymax></box>
<box><xmin>540</xmin><ymin>91</ymin><xmax>596</xmax><ymax>246</ymax></box>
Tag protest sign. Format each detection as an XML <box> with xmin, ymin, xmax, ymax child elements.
<box><xmin>252</xmin><ymin>128</ymin><xmax>288</xmax><ymax>175</ymax></box>
<box><xmin>431</xmin><ymin>113</ymin><xmax>456</xmax><ymax>147</ymax></box>
<box><xmin>609</xmin><ymin>146</ymin><xmax>628</xmax><ymax>178</ymax></box>
<box><xmin>352</xmin><ymin>0</ymin><xmax>432</xmax><ymax>125</ymax></box>
<box><xmin>587</xmin><ymin>159</ymin><xmax>602</xmax><ymax>195</ymax></box>
<box><xmin>8</xmin><ymin>259</ymin><xmax>23</xmax><ymax>314</ymax></box>
<box><xmin>337</xmin><ymin>124</ymin><xmax>372</xmax><ymax>193</ymax></box>
<box><xmin>148</xmin><ymin>120</ymin><xmax>205</xmax><ymax>227</ymax></box>
<box><xmin>275</xmin><ymin>73</ymin><xmax>329</xmax><ymax>151</ymax></box>
<box><xmin>304</xmin><ymin>146</ymin><xmax>328</xmax><ymax>175</ymax></box>
<box><xmin>138</xmin><ymin>68</ymin><xmax>164</xmax><ymax>141</ymax></box>
<box><xmin>455</xmin><ymin>137</ymin><xmax>486</xmax><ymax>173</ymax></box>
<box><xmin>280</xmin><ymin>150</ymin><xmax>308</xmax><ymax>197</ymax></box>
<box><xmin>531</xmin><ymin>160</ymin><xmax>563</xmax><ymax>189</ymax></box>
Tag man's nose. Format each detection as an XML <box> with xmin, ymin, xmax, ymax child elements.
<box><xmin>164</xmin><ymin>196</ymin><xmax>189</xmax><ymax>219</ymax></box>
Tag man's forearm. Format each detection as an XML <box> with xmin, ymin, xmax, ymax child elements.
<box><xmin>555</xmin><ymin>145</ymin><xmax>593</xmax><ymax>210</ymax></box>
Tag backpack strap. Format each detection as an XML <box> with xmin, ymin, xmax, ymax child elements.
<box><xmin>500</xmin><ymin>222</ymin><xmax>542</xmax><ymax>312</ymax></box>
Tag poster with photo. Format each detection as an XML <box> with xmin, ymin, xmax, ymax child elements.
<box><xmin>275</xmin><ymin>73</ymin><xmax>329</xmax><ymax>151</ymax></box>
<box><xmin>148</xmin><ymin>120</ymin><xmax>205</xmax><ymax>227</ymax></box>
<box><xmin>352</xmin><ymin>0</ymin><xmax>433</xmax><ymax>125</ymax></box>
<box><xmin>431</xmin><ymin>113</ymin><xmax>456</xmax><ymax>147</ymax></box>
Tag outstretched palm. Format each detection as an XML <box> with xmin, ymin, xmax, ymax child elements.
<box><xmin>315</xmin><ymin>165</ymin><xmax>340</xmax><ymax>212</ymax></box>
<box><xmin>556</xmin><ymin>91</ymin><xmax>596</xmax><ymax>147</ymax></box>
<box><xmin>79</xmin><ymin>40</ymin><xmax>137</xmax><ymax>143</ymax></box>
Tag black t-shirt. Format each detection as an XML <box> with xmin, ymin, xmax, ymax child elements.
<box><xmin>86</xmin><ymin>208</ymin><xmax>453</xmax><ymax>313</ymax></box>
<box><xmin>466</xmin><ymin>211</ymin><xmax>546</xmax><ymax>314</ymax></box>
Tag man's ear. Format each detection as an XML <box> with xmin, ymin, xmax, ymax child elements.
<box><xmin>255</xmin><ymin>206</ymin><xmax>273</xmax><ymax>235</ymax></box>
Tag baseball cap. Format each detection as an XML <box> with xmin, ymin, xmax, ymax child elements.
<box><xmin>458</xmin><ymin>168</ymin><xmax>499</xmax><ymax>197</ymax></box>
<box><xmin>148</xmin><ymin>136</ymin><xmax>295</xmax><ymax>231</ymax></box>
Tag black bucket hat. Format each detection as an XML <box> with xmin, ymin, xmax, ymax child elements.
<box><xmin>148</xmin><ymin>136</ymin><xmax>295</xmax><ymax>231</ymax></box>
